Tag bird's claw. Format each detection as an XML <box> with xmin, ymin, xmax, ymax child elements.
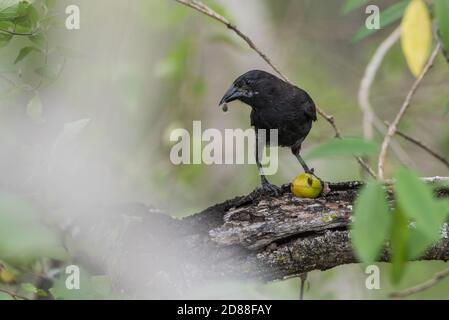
<box><xmin>255</xmin><ymin>182</ymin><xmax>282</xmax><ymax>197</ymax></box>
<box><xmin>305</xmin><ymin>167</ymin><xmax>315</xmax><ymax>175</ymax></box>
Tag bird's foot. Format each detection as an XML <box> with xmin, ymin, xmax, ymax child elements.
<box><xmin>305</xmin><ymin>167</ymin><xmax>315</xmax><ymax>175</ymax></box>
<box><xmin>255</xmin><ymin>182</ymin><xmax>282</xmax><ymax>197</ymax></box>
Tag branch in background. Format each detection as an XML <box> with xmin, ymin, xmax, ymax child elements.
<box><xmin>358</xmin><ymin>27</ymin><xmax>412</xmax><ymax>167</ymax></box>
<box><xmin>0</xmin><ymin>288</ymin><xmax>29</xmax><ymax>300</ymax></box>
<box><xmin>384</xmin><ymin>121</ymin><xmax>449</xmax><ymax>170</ymax></box>
<box><xmin>0</xmin><ymin>28</ymin><xmax>37</xmax><ymax>36</ymax></box>
<box><xmin>390</xmin><ymin>267</ymin><xmax>449</xmax><ymax>298</ymax></box>
<box><xmin>359</xmin><ymin>27</ymin><xmax>401</xmax><ymax>141</ymax></box>
<box><xmin>174</xmin><ymin>0</ymin><xmax>376</xmax><ymax>179</ymax></box>
<box><xmin>437</xmin><ymin>31</ymin><xmax>449</xmax><ymax>64</ymax></box>
<box><xmin>378</xmin><ymin>42</ymin><xmax>442</xmax><ymax>180</ymax></box>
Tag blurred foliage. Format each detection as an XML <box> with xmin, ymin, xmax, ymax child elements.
<box><xmin>0</xmin><ymin>0</ymin><xmax>449</xmax><ymax>299</ymax></box>
<box><xmin>352</xmin><ymin>168</ymin><xmax>449</xmax><ymax>283</ymax></box>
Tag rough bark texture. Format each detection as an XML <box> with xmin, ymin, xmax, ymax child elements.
<box><xmin>72</xmin><ymin>179</ymin><xmax>449</xmax><ymax>296</ymax></box>
<box><xmin>175</xmin><ymin>181</ymin><xmax>449</xmax><ymax>282</ymax></box>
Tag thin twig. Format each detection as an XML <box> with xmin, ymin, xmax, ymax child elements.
<box><xmin>358</xmin><ymin>27</ymin><xmax>412</xmax><ymax>168</ymax></box>
<box><xmin>175</xmin><ymin>0</ymin><xmax>377</xmax><ymax>178</ymax></box>
<box><xmin>359</xmin><ymin>27</ymin><xmax>401</xmax><ymax>140</ymax></box>
<box><xmin>0</xmin><ymin>288</ymin><xmax>29</xmax><ymax>300</ymax></box>
<box><xmin>390</xmin><ymin>267</ymin><xmax>449</xmax><ymax>298</ymax></box>
<box><xmin>0</xmin><ymin>28</ymin><xmax>37</xmax><ymax>36</ymax></box>
<box><xmin>378</xmin><ymin>42</ymin><xmax>442</xmax><ymax>180</ymax></box>
<box><xmin>299</xmin><ymin>273</ymin><xmax>307</xmax><ymax>300</ymax></box>
<box><xmin>384</xmin><ymin>121</ymin><xmax>449</xmax><ymax>170</ymax></box>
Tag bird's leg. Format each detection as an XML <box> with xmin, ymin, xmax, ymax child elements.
<box><xmin>255</xmin><ymin>130</ymin><xmax>281</xmax><ymax>196</ymax></box>
<box><xmin>291</xmin><ymin>146</ymin><xmax>314</xmax><ymax>174</ymax></box>
<box><xmin>295</xmin><ymin>153</ymin><xmax>314</xmax><ymax>174</ymax></box>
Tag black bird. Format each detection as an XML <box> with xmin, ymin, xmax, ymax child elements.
<box><xmin>219</xmin><ymin>70</ymin><xmax>317</xmax><ymax>195</ymax></box>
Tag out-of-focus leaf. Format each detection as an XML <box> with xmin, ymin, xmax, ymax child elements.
<box><xmin>342</xmin><ymin>0</ymin><xmax>369</xmax><ymax>14</ymax></box>
<box><xmin>352</xmin><ymin>0</ymin><xmax>410</xmax><ymax>42</ymax></box>
<box><xmin>395</xmin><ymin>168</ymin><xmax>446</xmax><ymax>237</ymax></box>
<box><xmin>0</xmin><ymin>0</ymin><xmax>30</xmax><ymax>20</ymax></box>
<box><xmin>435</xmin><ymin>0</ymin><xmax>449</xmax><ymax>53</ymax></box>
<box><xmin>12</xmin><ymin>2</ymin><xmax>38</xmax><ymax>30</ymax></box>
<box><xmin>400</xmin><ymin>0</ymin><xmax>432</xmax><ymax>77</ymax></box>
<box><xmin>53</xmin><ymin>119</ymin><xmax>91</xmax><ymax>149</ymax></box>
<box><xmin>0</xmin><ymin>32</ymin><xmax>12</xmax><ymax>47</ymax></box>
<box><xmin>394</xmin><ymin>167</ymin><xmax>449</xmax><ymax>258</ymax></box>
<box><xmin>351</xmin><ymin>182</ymin><xmax>391</xmax><ymax>263</ymax></box>
<box><xmin>193</xmin><ymin>78</ymin><xmax>206</xmax><ymax>98</ymax></box>
<box><xmin>207</xmin><ymin>33</ymin><xmax>243</xmax><ymax>50</ymax></box>
<box><xmin>445</xmin><ymin>101</ymin><xmax>449</xmax><ymax>114</ymax></box>
<box><xmin>35</xmin><ymin>63</ymin><xmax>63</xmax><ymax>80</ymax></box>
<box><xmin>0</xmin><ymin>194</ymin><xmax>68</xmax><ymax>265</ymax></box>
<box><xmin>390</xmin><ymin>207</ymin><xmax>409</xmax><ymax>284</ymax></box>
<box><xmin>155</xmin><ymin>41</ymin><xmax>191</xmax><ymax>80</ymax></box>
<box><xmin>0</xmin><ymin>292</ymin><xmax>13</xmax><ymax>300</ymax></box>
<box><xmin>28</xmin><ymin>33</ymin><xmax>44</xmax><ymax>47</ymax></box>
<box><xmin>20</xmin><ymin>282</ymin><xmax>37</xmax><ymax>293</ymax></box>
<box><xmin>26</xmin><ymin>92</ymin><xmax>42</xmax><ymax>120</ymax></box>
<box><xmin>304</xmin><ymin>137</ymin><xmax>378</xmax><ymax>160</ymax></box>
<box><xmin>14</xmin><ymin>45</ymin><xmax>39</xmax><ymax>64</ymax></box>
<box><xmin>203</xmin><ymin>0</ymin><xmax>231</xmax><ymax>18</ymax></box>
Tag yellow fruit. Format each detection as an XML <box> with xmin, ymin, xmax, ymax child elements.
<box><xmin>0</xmin><ymin>269</ymin><xmax>17</xmax><ymax>284</ymax></box>
<box><xmin>291</xmin><ymin>173</ymin><xmax>322</xmax><ymax>199</ymax></box>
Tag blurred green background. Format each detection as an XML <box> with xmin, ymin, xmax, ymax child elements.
<box><xmin>1</xmin><ymin>0</ymin><xmax>449</xmax><ymax>299</ymax></box>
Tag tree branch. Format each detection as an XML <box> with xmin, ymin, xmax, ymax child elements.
<box><xmin>384</xmin><ymin>121</ymin><xmax>449</xmax><ymax>170</ymax></box>
<box><xmin>80</xmin><ymin>178</ymin><xmax>449</xmax><ymax>298</ymax></box>
<box><xmin>390</xmin><ymin>267</ymin><xmax>449</xmax><ymax>298</ymax></box>
<box><xmin>378</xmin><ymin>42</ymin><xmax>442</xmax><ymax>180</ymax></box>
<box><xmin>174</xmin><ymin>0</ymin><xmax>376</xmax><ymax>179</ymax></box>
<box><xmin>357</xmin><ymin>28</ymin><xmax>411</xmax><ymax>167</ymax></box>
<box><xmin>0</xmin><ymin>288</ymin><xmax>29</xmax><ymax>300</ymax></box>
<box><xmin>359</xmin><ymin>27</ymin><xmax>401</xmax><ymax>141</ymax></box>
<box><xmin>0</xmin><ymin>28</ymin><xmax>37</xmax><ymax>36</ymax></box>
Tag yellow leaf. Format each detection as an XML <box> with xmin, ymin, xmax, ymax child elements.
<box><xmin>400</xmin><ymin>0</ymin><xmax>432</xmax><ymax>77</ymax></box>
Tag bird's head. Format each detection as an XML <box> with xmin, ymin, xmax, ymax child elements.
<box><xmin>219</xmin><ymin>70</ymin><xmax>280</xmax><ymax>108</ymax></box>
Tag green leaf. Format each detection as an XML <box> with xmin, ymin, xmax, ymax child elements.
<box><xmin>12</xmin><ymin>2</ymin><xmax>38</xmax><ymax>30</ymax></box>
<box><xmin>342</xmin><ymin>0</ymin><xmax>369</xmax><ymax>14</ymax></box>
<box><xmin>36</xmin><ymin>289</ymin><xmax>48</xmax><ymax>297</ymax></box>
<box><xmin>390</xmin><ymin>207</ymin><xmax>410</xmax><ymax>284</ymax></box>
<box><xmin>351</xmin><ymin>182</ymin><xmax>391</xmax><ymax>263</ymax></box>
<box><xmin>445</xmin><ymin>101</ymin><xmax>449</xmax><ymax>115</ymax></box>
<box><xmin>394</xmin><ymin>167</ymin><xmax>449</xmax><ymax>258</ymax></box>
<box><xmin>0</xmin><ymin>0</ymin><xmax>30</xmax><ymax>21</ymax></box>
<box><xmin>14</xmin><ymin>45</ymin><xmax>39</xmax><ymax>64</ymax></box>
<box><xmin>435</xmin><ymin>0</ymin><xmax>449</xmax><ymax>53</ymax></box>
<box><xmin>26</xmin><ymin>92</ymin><xmax>42</xmax><ymax>120</ymax></box>
<box><xmin>21</xmin><ymin>282</ymin><xmax>37</xmax><ymax>293</ymax></box>
<box><xmin>352</xmin><ymin>0</ymin><xmax>410</xmax><ymax>42</ymax></box>
<box><xmin>304</xmin><ymin>137</ymin><xmax>378</xmax><ymax>160</ymax></box>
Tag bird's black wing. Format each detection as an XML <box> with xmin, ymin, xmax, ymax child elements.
<box><xmin>295</xmin><ymin>87</ymin><xmax>317</xmax><ymax>122</ymax></box>
<box><xmin>303</xmin><ymin>99</ymin><xmax>317</xmax><ymax>122</ymax></box>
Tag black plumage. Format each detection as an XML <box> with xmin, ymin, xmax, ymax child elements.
<box><xmin>219</xmin><ymin>70</ymin><xmax>317</xmax><ymax>195</ymax></box>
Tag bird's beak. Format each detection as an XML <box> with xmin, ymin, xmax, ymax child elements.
<box><xmin>219</xmin><ymin>85</ymin><xmax>242</xmax><ymax>106</ymax></box>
